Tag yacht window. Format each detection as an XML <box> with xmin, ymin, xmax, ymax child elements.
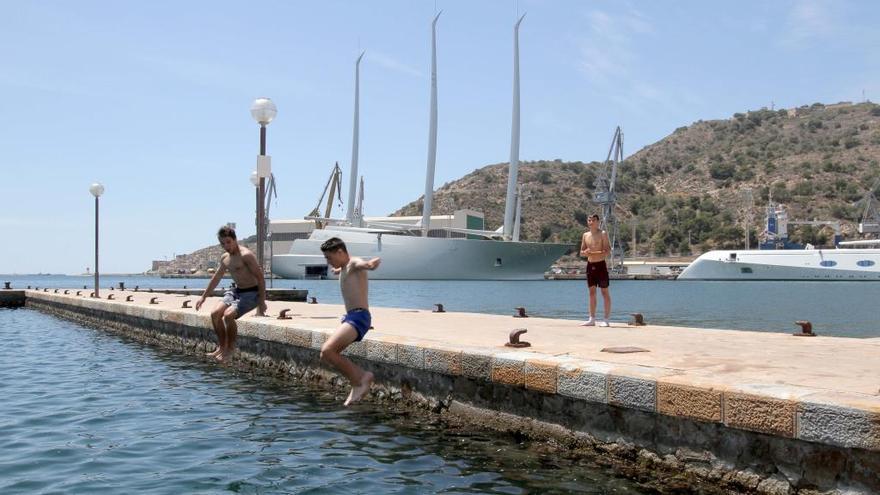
<box><xmin>728</xmin><ymin>253</ymin><xmax>737</xmax><ymax>261</ymax></box>
<box><xmin>495</xmin><ymin>258</ymin><xmax>502</xmax><ymax>267</ymax></box>
<box><xmin>819</xmin><ymin>260</ymin><xmax>837</xmax><ymax>267</ymax></box>
<box><xmin>740</xmin><ymin>267</ymin><xmax>753</xmax><ymax>274</ymax></box>
<box><xmin>857</xmin><ymin>260</ymin><xmax>875</xmax><ymax>267</ymax></box>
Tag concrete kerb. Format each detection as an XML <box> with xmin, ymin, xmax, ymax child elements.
<box><xmin>16</xmin><ymin>290</ymin><xmax>880</xmax><ymax>494</ymax></box>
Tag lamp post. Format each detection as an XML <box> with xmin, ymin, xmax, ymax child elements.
<box><xmin>250</xmin><ymin>97</ymin><xmax>276</xmax><ymax>279</ymax></box>
<box><xmin>89</xmin><ymin>182</ymin><xmax>105</xmax><ymax>298</ymax></box>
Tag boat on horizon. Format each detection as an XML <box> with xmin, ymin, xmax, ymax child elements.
<box><xmin>271</xmin><ymin>14</ymin><xmax>572</xmax><ymax>280</ymax></box>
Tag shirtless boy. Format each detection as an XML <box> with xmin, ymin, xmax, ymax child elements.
<box><xmin>195</xmin><ymin>226</ymin><xmax>267</xmax><ymax>362</ymax></box>
<box><xmin>319</xmin><ymin>237</ymin><xmax>380</xmax><ymax>406</ymax></box>
<box><xmin>579</xmin><ymin>214</ymin><xmax>612</xmax><ymax>327</ymax></box>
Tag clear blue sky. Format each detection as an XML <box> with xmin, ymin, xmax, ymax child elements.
<box><xmin>1</xmin><ymin>0</ymin><xmax>877</xmax><ymax>274</ymax></box>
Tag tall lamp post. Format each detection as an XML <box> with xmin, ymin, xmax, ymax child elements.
<box><xmin>89</xmin><ymin>182</ymin><xmax>105</xmax><ymax>298</ymax></box>
<box><xmin>250</xmin><ymin>97</ymin><xmax>276</xmax><ymax>279</ymax></box>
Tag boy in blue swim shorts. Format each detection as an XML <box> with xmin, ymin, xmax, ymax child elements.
<box><xmin>319</xmin><ymin>237</ymin><xmax>381</xmax><ymax>406</ymax></box>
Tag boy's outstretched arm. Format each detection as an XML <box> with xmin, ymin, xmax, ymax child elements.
<box><xmin>352</xmin><ymin>257</ymin><xmax>381</xmax><ymax>271</ymax></box>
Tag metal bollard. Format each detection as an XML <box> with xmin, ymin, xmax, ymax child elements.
<box><xmin>309</xmin><ymin>297</ymin><xmax>318</xmax><ymax>304</ymax></box>
<box><xmin>433</xmin><ymin>303</ymin><xmax>446</xmax><ymax>313</ymax></box>
<box><xmin>150</xmin><ymin>297</ymin><xmax>159</xmax><ymax>305</ymax></box>
<box><xmin>126</xmin><ymin>295</ymin><xmax>134</xmax><ymax>302</ymax></box>
<box><xmin>134</xmin><ymin>286</ymin><xmax>139</xmax><ymax>292</ymax></box>
<box><xmin>64</xmin><ymin>290</ymin><xmax>70</xmax><ymax>295</ymax></box>
<box><xmin>44</xmin><ymin>288</ymin><xmax>49</xmax><ymax>292</ymax></box>
<box><xmin>3</xmin><ymin>282</ymin><xmax>10</xmax><ymax>290</ymax></box>
<box><xmin>630</xmin><ymin>313</ymin><xmax>646</xmax><ymax>326</ymax></box>
<box><xmin>54</xmin><ymin>289</ymin><xmax>59</xmax><ymax>293</ymax></box>
<box><xmin>793</xmin><ymin>320</ymin><xmax>816</xmax><ymax>337</ymax></box>
<box><xmin>513</xmin><ymin>307</ymin><xmax>529</xmax><ymax>318</ymax></box>
<box><xmin>76</xmin><ymin>291</ymin><xmax>82</xmax><ymax>296</ymax></box>
<box><xmin>277</xmin><ymin>309</ymin><xmax>293</xmax><ymax>320</ymax></box>
<box><xmin>505</xmin><ymin>328</ymin><xmax>531</xmax><ymax>348</ymax></box>
<box><xmin>89</xmin><ymin>292</ymin><xmax>96</xmax><ymax>298</ymax></box>
<box><xmin>107</xmin><ymin>294</ymin><xmax>114</xmax><ymax>300</ymax></box>
<box><xmin>182</xmin><ymin>300</ymin><xmax>192</xmax><ymax>308</ymax></box>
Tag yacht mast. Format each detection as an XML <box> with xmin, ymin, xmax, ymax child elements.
<box><xmin>421</xmin><ymin>12</ymin><xmax>442</xmax><ymax>236</ymax></box>
<box><xmin>346</xmin><ymin>52</ymin><xmax>365</xmax><ymax>224</ymax></box>
<box><xmin>502</xmin><ymin>14</ymin><xmax>525</xmax><ymax>240</ymax></box>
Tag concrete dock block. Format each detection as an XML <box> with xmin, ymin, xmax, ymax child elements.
<box><xmin>396</xmin><ymin>344</ymin><xmax>426</xmax><ymax>369</ymax></box>
<box><xmin>798</xmin><ymin>402</ymin><xmax>880</xmax><ymax>450</ymax></box>
<box><xmin>657</xmin><ymin>382</ymin><xmax>723</xmax><ymax>423</ymax></box>
<box><xmin>343</xmin><ymin>339</ymin><xmax>368</xmax><ymax>358</ymax></box>
<box><xmin>366</xmin><ymin>340</ymin><xmax>398</xmax><ymax>364</ymax></box>
<box><xmin>424</xmin><ymin>346</ymin><xmax>462</xmax><ymax>376</ymax></box>
<box><xmin>524</xmin><ymin>359</ymin><xmax>558</xmax><ymax>394</ymax></box>
<box><xmin>310</xmin><ymin>331</ymin><xmax>329</xmax><ymax>350</ymax></box>
<box><xmin>609</xmin><ymin>375</ymin><xmax>656</xmax><ymax>412</ymax></box>
<box><xmin>460</xmin><ymin>349</ymin><xmax>494</xmax><ymax>381</ymax></box>
<box><xmin>491</xmin><ymin>354</ymin><xmax>526</xmax><ymax>387</ymax></box>
<box><xmin>724</xmin><ymin>392</ymin><xmax>796</xmax><ymax>437</ymax></box>
<box><xmin>557</xmin><ymin>362</ymin><xmax>608</xmax><ymax>403</ymax></box>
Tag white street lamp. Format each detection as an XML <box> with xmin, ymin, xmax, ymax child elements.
<box><xmin>89</xmin><ymin>182</ymin><xmax>104</xmax><ymax>298</ymax></box>
<box><xmin>250</xmin><ymin>98</ymin><xmax>276</xmax><ymax>280</ymax></box>
<box><xmin>250</xmin><ymin>97</ymin><xmax>277</xmax><ymax>125</ymax></box>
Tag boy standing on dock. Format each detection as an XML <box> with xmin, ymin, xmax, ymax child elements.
<box><xmin>580</xmin><ymin>214</ymin><xmax>612</xmax><ymax>327</ymax></box>
<box><xmin>195</xmin><ymin>226</ymin><xmax>266</xmax><ymax>362</ymax></box>
<box><xmin>319</xmin><ymin>237</ymin><xmax>380</xmax><ymax>406</ymax></box>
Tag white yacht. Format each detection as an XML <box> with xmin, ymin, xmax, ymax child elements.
<box><xmin>677</xmin><ymin>247</ymin><xmax>880</xmax><ymax>281</ymax></box>
<box><xmin>678</xmin><ymin>202</ymin><xmax>880</xmax><ymax>281</ymax></box>
<box><xmin>271</xmin><ymin>14</ymin><xmax>571</xmax><ymax>280</ymax></box>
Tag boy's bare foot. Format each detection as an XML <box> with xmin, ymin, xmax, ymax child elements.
<box><xmin>344</xmin><ymin>372</ymin><xmax>374</xmax><ymax>406</ymax></box>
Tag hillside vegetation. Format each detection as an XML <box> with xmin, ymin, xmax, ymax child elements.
<box><xmin>394</xmin><ymin>102</ymin><xmax>880</xmax><ymax>255</ymax></box>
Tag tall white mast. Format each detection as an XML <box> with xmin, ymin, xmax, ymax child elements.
<box><xmin>421</xmin><ymin>12</ymin><xmax>442</xmax><ymax>236</ymax></box>
<box><xmin>503</xmin><ymin>14</ymin><xmax>525</xmax><ymax>240</ymax></box>
<box><xmin>512</xmin><ymin>185</ymin><xmax>523</xmax><ymax>242</ymax></box>
<box><xmin>346</xmin><ymin>52</ymin><xmax>365</xmax><ymax>223</ymax></box>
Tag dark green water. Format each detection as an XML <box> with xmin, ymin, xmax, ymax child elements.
<box><xmin>1</xmin><ymin>308</ymin><xmax>654</xmax><ymax>494</ymax></box>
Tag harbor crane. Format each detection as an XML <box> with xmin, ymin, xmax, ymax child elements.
<box><xmin>592</xmin><ymin>126</ymin><xmax>625</xmax><ymax>269</ymax></box>
<box><xmin>307</xmin><ymin>162</ymin><xmax>344</xmax><ymax>229</ymax></box>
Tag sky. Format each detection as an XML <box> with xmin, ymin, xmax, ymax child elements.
<box><xmin>1</xmin><ymin>0</ymin><xmax>878</xmax><ymax>274</ymax></box>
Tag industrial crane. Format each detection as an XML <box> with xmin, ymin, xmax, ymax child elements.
<box><xmin>592</xmin><ymin>127</ymin><xmax>625</xmax><ymax>269</ymax></box>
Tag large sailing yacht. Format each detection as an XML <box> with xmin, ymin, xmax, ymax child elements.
<box><xmin>271</xmin><ymin>14</ymin><xmax>571</xmax><ymax>280</ymax></box>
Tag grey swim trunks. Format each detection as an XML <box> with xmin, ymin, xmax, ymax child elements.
<box><xmin>222</xmin><ymin>286</ymin><xmax>259</xmax><ymax>317</ymax></box>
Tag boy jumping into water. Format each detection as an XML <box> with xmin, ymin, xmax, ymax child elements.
<box><xmin>195</xmin><ymin>226</ymin><xmax>266</xmax><ymax>362</ymax></box>
<box><xmin>319</xmin><ymin>237</ymin><xmax>380</xmax><ymax>406</ymax></box>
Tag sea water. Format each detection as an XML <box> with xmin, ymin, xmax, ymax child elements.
<box><xmin>0</xmin><ymin>308</ymin><xmax>658</xmax><ymax>494</ymax></box>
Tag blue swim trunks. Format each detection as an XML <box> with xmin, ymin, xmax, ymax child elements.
<box><xmin>341</xmin><ymin>308</ymin><xmax>372</xmax><ymax>342</ymax></box>
<box><xmin>222</xmin><ymin>286</ymin><xmax>259</xmax><ymax>318</ymax></box>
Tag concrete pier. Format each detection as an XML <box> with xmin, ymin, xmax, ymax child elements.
<box><xmin>17</xmin><ymin>289</ymin><xmax>880</xmax><ymax>494</ymax></box>
<box><xmin>0</xmin><ymin>289</ymin><xmax>25</xmax><ymax>307</ymax></box>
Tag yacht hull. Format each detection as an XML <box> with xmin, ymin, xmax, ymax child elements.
<box><xmin>677</xmin><ymin>249</ymin><xmax>880</xmax><ymax>281</ymax></box>
<box><xmin>272</xmin><ymin>228</ymin><xmax>571</xmax><ymax>280</ymax></box>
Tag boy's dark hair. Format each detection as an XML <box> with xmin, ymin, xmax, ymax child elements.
<box><xmin>590</xmin><ymin>214</ymin><xmax>601</xmax><ymax>221</ymax></box>
<box><xmin>218</xmin><ymin>225</ymin><xmax>237</xmax><ymax>240</ymax></box>
<box><xmin>320</xmin><ymin>237</ymin><xmax>347</xmax><ymax>253</ymax></box>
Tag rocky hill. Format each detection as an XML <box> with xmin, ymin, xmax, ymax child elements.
<box><xmin>393</xmin><ymin>101</ymin><xmax>880</xmax><ymax>255</ymax></box>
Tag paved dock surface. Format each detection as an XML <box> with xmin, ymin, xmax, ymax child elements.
<box><xmin>51</xmin><ymin>287</ymin><xmax>878</xmax><ymax>408</ymax></box>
